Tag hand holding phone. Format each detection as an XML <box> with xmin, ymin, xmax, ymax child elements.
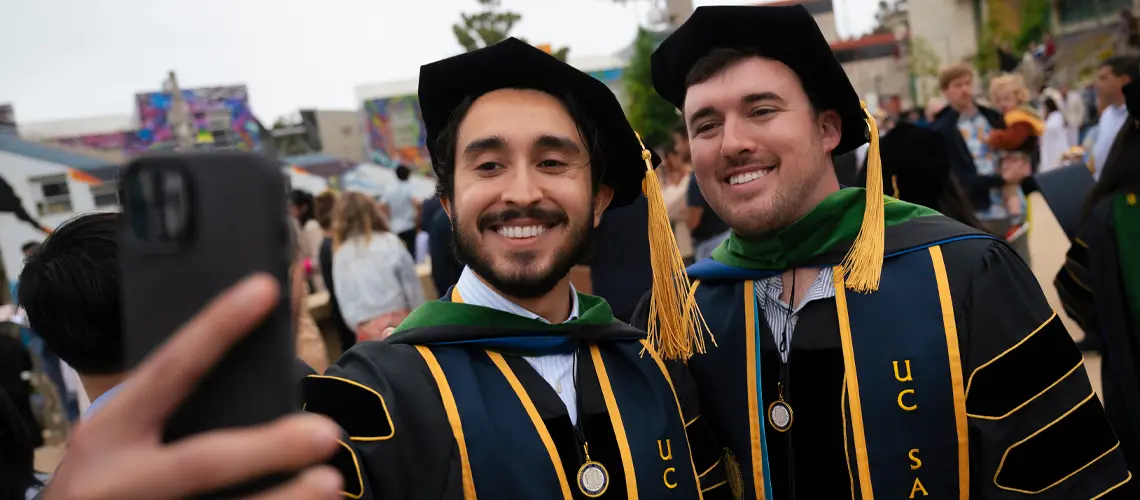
<box><xmin>41</xmin><ymin>276</ymin><xmax>343</xmax><ymax>500</ymax></box>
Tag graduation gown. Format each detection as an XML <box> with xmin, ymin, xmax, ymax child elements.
<box><xmin>1056</xmin><ymin>194</ymin><xmax>1140</xmax><ymax>493</ymax></box>
<box><xmin>634</xmin><ymin>188</ymin><xmax>1132</xmax><ymax>499</ymax></box>
<box><xmin>305</xmin><ymin>291</ymin><xmax>735</xmax><ymax>499</ymax></box>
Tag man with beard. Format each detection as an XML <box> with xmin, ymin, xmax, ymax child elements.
<box><xmin>302</xmin><ymin>38</ymin><xmax>733</xmax><ymax>499</ymax></box>
<box><xmin>635</xmin><ymin>5</ymin><xmax>1131</xmax><ymax>499</ymax></box>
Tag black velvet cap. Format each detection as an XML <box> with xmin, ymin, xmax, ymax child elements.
<box><xmin>651</xmin><ymin>5</ymin><xmax>868</xmax><ymax>155</ymax></box>
<box><xmin>418</xmin><ymin>37</ymin><xmax>659</xmax><ymax>209</ymax></box>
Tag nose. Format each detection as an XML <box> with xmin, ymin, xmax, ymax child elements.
<box><xmin>720</xmin><ymin>114</ymin><xmax>758</xmax><ymax>160</ymax></box>
<box><xmin>500</xmin><ymin>164</ymin><xmax>544</xmax><ymax>207</ymax></box>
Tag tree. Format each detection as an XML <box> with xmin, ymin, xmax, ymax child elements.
<box><xmin>452</xmin><ymin>0</ymin><xmax>569</xmax><ymax>61</ymax></box>
<box><xmin>872</xmin><ymin>0</ymin><xmax>908</xmax><ymax>35</ymax></box>
<box><xmin>622</xmin><ymin>27</ymin><xmax>679</xmax><ymax>149</ymax></box>
<box><xmin>907</xmin><ymin>36</ymin><xmax>943</xmax><ymax>104</ymax></box>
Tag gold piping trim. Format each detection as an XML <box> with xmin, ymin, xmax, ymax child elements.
<box><xmin>699</xmin><ymin>458</ymin><xmax>722</xmax><ymax>478</ymax></box>
<box><xmin>643</xmin><ymin>340</ymin><xmax>704</xmax><ymax>499</ymax></box>
<box><xmin>833</xmin><ymin>266</ymin><xmax>874</xmax><ymax>500</ymax></box>
<box><xmin>336</xmin><ymin>440</ymin><xmax>365</xmax><ymax>499</ymax></box>
<box><xmin>305</xmin><ymin>375</ymin><xmax>395</xmax><ymax>441</ymax></box>
<box><xmin>1075</xmin><ymin>237</ymin><xmax>1088</xmax><ymax>248</ymax></box>
<box><xmin>590</xmin><ymin>344</ymin><xmax>639</xmax><ymax>499</ymax></box>
<box><xmin>967</xmin><ymin>360</ymin><xmax>1085</xmax><ymax>420</ymax></box>
<box><xmin>702</xmin><ymin>480</ymin><xmax>727</xmax><ymax>493</ymax></box>
<box><xmin>744</xmin><ymin>281</ymin><xmax>765</xmax><ymax>500</ymax></box>
<box><xmin>965</xmin><ymin>311</ymin><xmax>1059</xmax><ymax>397</ymax></box>
<box><xmin>486</xmin><ymin>351</ymin><xmax>572</xmax><ymax>500</ymax></box>
<box><xmin>929</xmin><ymin>246</ymin><xmax>970</xmax><ymax>500</ymax></box>
<box><xmin>841</xmin><ymin>374</ymin><xmax>854</xmax><ymax>500</ymax></box>
<box><xmin>451</xmin><ymin>287</ymin><xmax>463</xmax><ymax>303</ymax></box>
<box><xmin>1091</xmin><ymin>471</ymin><xmax>1132</xmax><ymax>499</ymax></box>
<box><xmin>994</xmin><ymin>392</ymin><xmax>1117</xmax><ymax>494</ymax></box>
<box><xmin>685</xmin><ymin>414</ymin><xmax>701</xmax><ymax>428</ymax></box>
<box><xmin>1064</xmin><ymin>265</ymin><xmax>1093</xmax><ymax>293</ymax></box>
<box><xmin>415</xmin><ymin>346</ymin><xmax>477</xmax><ymax>499</ymax></box>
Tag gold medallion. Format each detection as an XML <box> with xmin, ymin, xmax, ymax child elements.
<box><xmin>577</xmin><ymin>444</ymin><xmax>609</xmax><ymax>497</ymax></box>
<box><xmin>768</xmin><ymin>399</ymin><xmax>793</xmax><ymax>432</ymax></box>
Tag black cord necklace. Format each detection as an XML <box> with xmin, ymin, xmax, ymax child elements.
<box><xmin>571</xmin><ymin>349</ymin><xmax>609</xmax><ymax>497</ymax></box>
<box><xmin>766</xmin><ymin>271</ymin><xmax>795</xmax><ymax>433</ymax></box>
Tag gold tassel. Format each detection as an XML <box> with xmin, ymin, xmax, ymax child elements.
<box><xmin>634</xmin><ymin>132</ymin><xmax>713</xmax><ymax>360</ymax></box>
<box><xmin>838</xmin><ymin>102</ymin><xmax>885</xmax><ymax>293</ymax></box>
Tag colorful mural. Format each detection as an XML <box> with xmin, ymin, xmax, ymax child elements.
<box><xmin>51</xmin><ymin>131</ymin><xmax>146</xmax><ymax>153</ymax></box>
<box><xmin>134</xmin><ymin>85</ymin><xmax>262</xmax><ymax>151</ymax></box>
<box><xmin>363</xmin><ymin>96</ymin><xmax>430</xmax><ymax>172</ymax></box>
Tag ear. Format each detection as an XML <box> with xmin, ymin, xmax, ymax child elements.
<box><xmin>592</xmin><ymin>185</ymin><xmax>614</xmax><ymax>227</ymax></box>
<box><xmin>818</xmin><ymin>109</ymin><xmax>843</xmax><ymax>155</ymax></box>
<box><xmin>441</xmin><ymin>195</ymin><xmax>453</xmax><ymax>221</ymax></box>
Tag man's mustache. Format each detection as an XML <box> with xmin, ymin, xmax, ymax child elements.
<box><xmin>477</xmin><ymin>206</ymin><xmax>568</xmax><ymax>231</ymax></box>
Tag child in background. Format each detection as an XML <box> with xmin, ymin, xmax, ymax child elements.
<box><xmin>986</xmin><ymin>73</ymin><xmax>1044</xmax><ymax>218</ymax></box>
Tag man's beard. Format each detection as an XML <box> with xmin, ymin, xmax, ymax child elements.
<box><xmin>452</xmin><ymin>205</ymin><xmax>594</xmax><ymax>299</ymax></box>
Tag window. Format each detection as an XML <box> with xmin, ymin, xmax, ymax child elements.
<box><xmin>90</xmin><ymin>183</ymin><xmax>119</xmax><ymax>208</ymax></box>
<box><xmin>1058</xmin><ymin>0</ymin><xmax>1131</xmax><ymax>25</ymax></box>
<box><xmin>31</xmin><ymin>174</ymin><xmax>72</xmax><ymax>216</ymax></box>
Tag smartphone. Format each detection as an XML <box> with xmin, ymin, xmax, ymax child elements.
<box><xmin>120</xmin><ymin>152</ymin><xmax>296</xmax><ymax>495</ymax></box>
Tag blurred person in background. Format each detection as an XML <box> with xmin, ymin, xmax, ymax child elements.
<box><xmin>17</xmin><ymin>212</ymin><xmax>126</xmax><ymax>418</ymax></box>
<box><xmin>377</xmin><ymin>164</ymin><xmax>421</xmax><ymax>255</ymax></box>
<box><xmin>0</xmin><ymin>386</ymin><xmax>45</xmax><ymax>500</ymax></box>
<box><xmin>289</xmin><ymin>217</ymin><xmax>328</xmax><ymax>373</ymax></box>
<box><xmin>288</xmin><ymin>189</ymin><xmax>325</xmax><ymax>293</ymax></box>
<box><xmin>1061</xmin><ymin>79</ymin><xmax>1086</xmax><ymax>146</ymax></box>
<box><xmin>331</xmin><ymin>192</ymin><xmax>425</xmax><ymax>342</ymax></box>
<box><xmin>659</xmin><ymin>138</ymin><xmax>693</xmax><ymax>263</ymax></box>
<box><xmin>0</xmin><ymin>328</ymin><xmax>42</xmax><ymax>450</ymax></box>
<box><xmin>427</xmin><ymin>197</ymin><xmax>464</xmax><ymax>297</ymax></box>
<box><xmin>14</xmin><ymin>242</ymin><xmax>76</xmax><ymax>423</ymax></box>
<box><xmin>1090</xmin><ymin>56</ymin><xmax>1139</xmax><ymax>179</ymax></box>
<box><xmin>1055</xmin><ymin>80</ymin><xmax>1140</xmax><ymax>494</ymax></box>
<box><xmin>1039</xmin><ymin>89</ymin><xmax>1071</xmax><ymax>172</ymax></box>
<box><xmin>315</xmin><ymin>191</ymin><xmax>357</xmax><ymax>353</ymax></box>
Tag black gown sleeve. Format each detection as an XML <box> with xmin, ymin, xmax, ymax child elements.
<box><xmin>1054</xmin><ymin>203</ymin><xmax>1110</xmax><ymax>338</ymax></box>
<box><xmin>960</xmin><ymin>240</ymin><xmax>1132</xmax><ymax>498</ymax></box>
<box><xmin>636</xmin><ymin>292</ymin><xmax>738</xmax><ymax>498</ymax></box>
<box><xmin>303</xmin><ymin>342</ymin><xmax>459</xmax><ymax>499</ymax></box>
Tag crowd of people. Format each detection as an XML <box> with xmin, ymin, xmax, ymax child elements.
<box><xmin>2</xmin><ymin>3</ymin><xmax>1140</xmax><ymax>499</ymax></box>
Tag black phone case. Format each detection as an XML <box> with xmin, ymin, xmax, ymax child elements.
<box><xmin>120</xmin><ymin>152</ymin><xmax>296</xmax><ymax>496</ymax></box>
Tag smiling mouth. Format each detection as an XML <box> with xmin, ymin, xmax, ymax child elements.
<box><xmin>490</xmin><ymin>223</ymin><xmax>556</xmax><ymax>240</ymax></box>
<box><xmin>727</xmin><ymin>167</ymin><xmax>775</xmax><ymax>186</ymax></box>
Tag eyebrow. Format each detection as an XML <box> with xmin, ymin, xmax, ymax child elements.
<box><xmin>533</xmin><ymin>134</ymin><xmax>581</xmax><ymax>155</ymax></box>
<box><xmin>688</xmin><ymin>92</ymin><xmax>788</xmax><ymax>129</ymax></box>
<box><xmin>462</xmin><ymin>136</ymin><xmax>507</xmax><ymax>162</ymax></box>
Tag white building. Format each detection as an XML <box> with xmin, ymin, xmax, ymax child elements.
<box><xmin>0</xmin><ymin>135</ymin><xmax>120</xmax><ymax>281</ymax></box>
<box><xmin>17</xmin><ymin>115</ymin><xmax>135</xmax><ymax>141</ymax></box>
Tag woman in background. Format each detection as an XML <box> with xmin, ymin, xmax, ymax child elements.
<box><xmin>288</xmin><ymin>189</ymin><xmax>326</xmax><ymax>292</ymax></box>
<box><xmin>331</xmin><ymin>192</ymin><xmax>425</xmax><ymax>342</ymax></box>
<box><xmin>1039</xmin><ymin>89</ymin><xmax>1072</xmax><ymax>172</ymax></box>
<box><xmin>315</xmin><ymin>192</ymin><xmax>357</xmax><ymax>354</ymax></box>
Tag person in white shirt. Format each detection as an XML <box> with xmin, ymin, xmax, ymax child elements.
<box><xmin>1039</xmin><ymin>89</ymin><xmax>1072</xmax><ymax>172</ymax></box>
<box><xmin>1061</xmin><ymin>81</ymin><xmax>1086</xmax><ymax>146</ymax></box>
<box><xmin>377</xmin><ymin>164</ymin><xmax>421</xmax><ymax>255</ymax></box>
<box><xmin>1090</xmin><ymin>56</ymin><xmax>1139</xmax><ymax>179</ymax></box>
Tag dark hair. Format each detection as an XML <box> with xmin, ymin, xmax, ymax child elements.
<box><xmin>0</xmin><ymin>387</ymin><xmax>40</xmax><ymax>499</ymax></box>
<box><xmin>684</xmin><ymin>47</ymin><xmax>823</xmax><ymax>115</ymax></box>
<box><xmin>20</xmin><ymin>241</ymin><xmax>39</xmax><ymax>255</ymax></box>
<box><xmin>1082</xmin><ymin>119</ymin><xmax>1140</xmax><ymax>220</ymax></box>
<box><xmin>659</xmin><ymin>138</ymin><xmax>677</xmax><ymax>157</ymax></box>
<box><xmin>17</xmin><ymin>212</ymin><xmax>123</xmax><ymax>375</ymax></box>
<box><xmin>314</xmin><ymin>191</ymin><xmax>337</xmax><ymax>230</ymax></box>
<box><xmin>433</xmin><ymin>89</ymin><xmax>605</xmax><ymax>200</ymax></box>
<box><xmin>1043</xmin><ymin>97</ymin><xmax>1061</xmax><ymax>116</ymax></box>
<box><xmin>289</xmin><ymin>189</ymin><xmax>315</xmax><ymax>225</ymax></box>
<box><xmin>1102</xmin><ymin>56</ymin><xmax>1140</xmax><ymax>82</ymax></box>
<box><xmin>396</xmin><ymin>164</ymin><xmax>412</xmax><ymax>181</ymax></box>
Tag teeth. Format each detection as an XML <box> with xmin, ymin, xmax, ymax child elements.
<box><xmin>497</xmin><ymin>225</ymin><xmax>547</xmax><ymax>239</ymax></box>
<box><xmin>729</xmin><ymin>169</ymin><xmax>770</xmax><ymax>185</ymax></box>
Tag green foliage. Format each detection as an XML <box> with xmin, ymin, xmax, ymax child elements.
<box><xmin>452</xmin><ymin>0</ymin><xmax>569</xmax><ymax>61</ymax></box>
<box><xmin>622</xmin><ymin>27</ymin><xmax>679</xmax><ymax>149</ymax></box>
<box><xmin>1014</xmin><ymin>0</ymin><xmax>1051</xmax><ymax>53</ymax></box>
<box><xmin>973</xmin><ymin>18</ymin><xmax>1001</xmax><ymax>74</ymax></box>
<box><xmin>907</xmin><ymin>36</ymin><xmax>942</xmax><ymax>103</ymax></box>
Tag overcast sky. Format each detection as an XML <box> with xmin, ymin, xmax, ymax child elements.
<box><xmin>0</xmin><ymin>0</ymin><xmax>880</xmax><ymax>125</ymax></box>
